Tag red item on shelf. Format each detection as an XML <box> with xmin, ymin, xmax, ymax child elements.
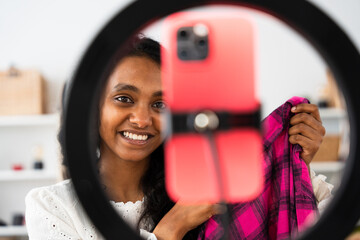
<box><xmin>12</xmin><ymin>164</ymin><xmax>24</xmax><ymax>171</ymax></box>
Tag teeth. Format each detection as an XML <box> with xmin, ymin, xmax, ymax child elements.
<box><xmin>123</xmin><ymin>131</ymin><xmax>148</xmax><ymax>141</ymax></box>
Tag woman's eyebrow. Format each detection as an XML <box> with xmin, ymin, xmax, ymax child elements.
<box><xmin>152</xmin><ymin>91</ymin><xmax>163</xmax><ymax>97</ymax></box>
<box><xmin>112</xmin><ymin>83</ymin><xmax>139</xmax><ymax>93</ymax></box>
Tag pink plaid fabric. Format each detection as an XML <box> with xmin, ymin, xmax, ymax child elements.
<box><xmin>198</xmin><ymin>97</ymin><xmax>318</xmax><ymax>240</ymax></box>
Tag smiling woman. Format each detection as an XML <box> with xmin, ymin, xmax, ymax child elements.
<box><xmin>24</xmin><ymin>34</ymin><xmax>333</xmax><ymax>240</ymax></box>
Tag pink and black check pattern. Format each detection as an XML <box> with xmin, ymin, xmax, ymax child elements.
<box><xmin>198</xmin><ymin>97</ymin><xmax>318</xmax><ymax>240</ymax></box>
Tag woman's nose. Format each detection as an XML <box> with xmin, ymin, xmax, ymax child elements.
<box><xmin>129</xmin><ymin>106</ymin><xmax>152</xmax><ymax>128</ymax></box>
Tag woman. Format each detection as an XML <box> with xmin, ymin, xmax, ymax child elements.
<box><xmin>25</xmin><ymin>35</ymin><xmax>331</xmax><ymax>240</ymax></box>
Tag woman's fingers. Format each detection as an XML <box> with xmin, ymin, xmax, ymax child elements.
<box><xmin>289</xmin><ymin>103</ymin><xmax>326</xmax><ymax>164</ymax></box>
<box><xmin>288</xmin><ymin>134</ymin><xmax>319</xmax><ymax>165</ymax></box>
<box><xmin>289</xmin><ymin>122</ymin><xmax>322</xmax><ymax>142</ymax></box>
<box><xmin>291</xmin><ymin>103</ymin><xmax>322</xmax><ymax>122</ymax></box>
<box><xmin>290</xmin><ymin>112</ymin><xmax>326</xmax><ymax>136</ymax></box>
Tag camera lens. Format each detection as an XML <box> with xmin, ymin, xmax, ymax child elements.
<box><xmin>197</xmin><ymin>39</ymin><xmax>206</xmax><ymax>47</ymax></box>
<box><xmin>179</xmin><ymin>30</ymin><xmax>188</xmax><ymax>39</ymax></box>
<box><xmin>179</xmin><ymin>49</ymin><xmax>188</xmax><ymax>59</ymax></box>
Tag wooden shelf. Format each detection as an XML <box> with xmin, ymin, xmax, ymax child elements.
<box><xmin>0</xmin><ymin>170</ymin><xmax>57</xmax><ymax>182</ymax></box>
<box><xmin>0</xmin><ymin>113</ymin><xmax>59</xmax><ymax>127</ymax></box>
<box><xmin>0</xmin><ymin>226</ymin><xmax>27</xmax><ymax>236</ymax></box>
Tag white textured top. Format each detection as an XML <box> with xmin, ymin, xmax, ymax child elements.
<box><xmin>310</xmin><ymin>169</ymin><xmax>334</xmax><ymax>214</ymax></box>
<box><xmin>25</xmin><ymin>179</ymin><xmax>156</xmax><ymax>240</ymax></box>
<box><xmin>25</xmin><ymin>171</ymin><xmax>333</xmax><ymax>240</ymax></box>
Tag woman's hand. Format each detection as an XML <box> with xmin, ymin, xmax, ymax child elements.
<box><xmin>289</xmin><ymin>103</ymin><xmax>326</xmax><ymax>167</ymax></box>
<box><xmin>153</xmin><ymin>201</ymin><xmax>225</xmax><ymax>240</ymax></box>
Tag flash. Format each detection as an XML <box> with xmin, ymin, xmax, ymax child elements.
<box><xmin>193</xmin><ymin>23</ymin><xmax>208</xmax><ymax>37</ymax></box>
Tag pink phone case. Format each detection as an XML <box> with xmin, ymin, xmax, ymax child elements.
<box><xmin>161</xmin><ymin>11</ymin><xmax>263</xmax><ymax>203</ymax></box>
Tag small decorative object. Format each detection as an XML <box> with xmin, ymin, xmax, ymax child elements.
<box><xmin>0</xmin><ymin>66</ymin><xmax>44</xmax><ymax>115</ymax></box>
<box><xmin>12</xmin><ymin>163</ymin><xmax>23</xmax><ymax>171</ymax></box>
<box><xmin>0</xmin><ymin>218</ymin><xmax>7</xmax><ymax>226</ymax></box>
<box><xmin>32</xmin><ymin>145</ymin><xmax>44</xmax><ymax>170</ymax></box>
<box><xmin>12</xmin><ymin>213</ymin><xmax>24</xmax><ymax>226</ymax></box>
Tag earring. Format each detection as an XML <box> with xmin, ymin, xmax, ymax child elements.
<box><xmin>96</xmin><ymin>148</ymin><xmax>101</xmax><ymax>158</ymax></box>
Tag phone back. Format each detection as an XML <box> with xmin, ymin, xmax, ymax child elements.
<box><xmin>161</xmin><ymin>11</ymin><xmax>263</xmax><ymax>203</ymax></box>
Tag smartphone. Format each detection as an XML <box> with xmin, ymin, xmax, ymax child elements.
<box><xmin>161</xmin><ymin>10</ymin><xmax>263</xmax><ymax>203</ymax></box>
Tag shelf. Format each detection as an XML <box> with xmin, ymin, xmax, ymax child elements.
<box><xmin>319</xmin><ymin>108</ymin><xmax>346</xmax><ymax>119</ymax></box>
<box><xmin>319</xmin><ymin>108</ymin><xmax>348</xmax><ymax>135</ymax></box>
<box><xmin>0</xmin><ymin>226</ymin><xmax>27</xmax><ymax>236</ymax></box>
<box><xmin>310</xmin><ymin>161</ymin><xmax>344</xmax><ymax>172</ymax></box>
<box><xmin>0</xmin><ymin>113</ymin><xmax>59</xmax><ymax>127</ymax></box>
<box><xmin>0</xmin><ymin>170</ymin><xmax>57</xmax><ymax>182</ymax></box>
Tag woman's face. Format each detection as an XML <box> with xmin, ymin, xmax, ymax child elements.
<box><xmin>99</xmin><ymin>56</ymin><xmax>165</xmax><ymax>162</ymax></box>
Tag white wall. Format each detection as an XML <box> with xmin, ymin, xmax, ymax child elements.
<box><xmin>0</xmin><ymin>0</ymin><xmax>132</xmax><ymax>113</ymax></box>
<box><xmin>0</xmin><ymin>0</ymin><xmax>359</xmax><ymax>116</ymax></box>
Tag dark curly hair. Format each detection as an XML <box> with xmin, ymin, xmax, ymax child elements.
<box><xmin>58</xmin><ymin>34</ymin><xmax>202</xmax><ymax>239</ymax></box>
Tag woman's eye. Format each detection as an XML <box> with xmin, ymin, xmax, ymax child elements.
<box><xmin>152</xmin><ymin>101</ymin><xmax>167</xmax><ymax>110</ymax></box>
<box><xmin>115</xmin><ymin>96</ymin><xmax>133</xmax><ymax>103</ymax></box>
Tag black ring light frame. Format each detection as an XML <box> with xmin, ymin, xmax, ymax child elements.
<box><xmin>64</xmin><ymin>0</ymin><xmax>360</xmax><ymax>239</ymax></box>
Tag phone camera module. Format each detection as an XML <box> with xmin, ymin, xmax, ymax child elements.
<box><xmin>177</xmin><ymin>25</ymin><xmax>208</xmax><ymax>61</ymax></box>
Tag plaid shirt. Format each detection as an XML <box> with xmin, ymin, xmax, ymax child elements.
<box><xmin>198</xmin><ymin>97</ymin><xmax>318</xmax><ymax>240</ymax></box>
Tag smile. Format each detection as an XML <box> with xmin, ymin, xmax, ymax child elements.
<box><xmin>122</xmin><ymin>131</ymin><xmax>149</xmax><ymax>141</ymax></box>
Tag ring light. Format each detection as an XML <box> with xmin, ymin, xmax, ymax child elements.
<box><xmin>64</xmin><ymin>0</ymin><xmax>360</xmax><ymax>239</ymax></box>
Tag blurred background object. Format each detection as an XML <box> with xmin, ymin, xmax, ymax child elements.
<box><xmin>0</xmin><ymin>67</ymin><xmax>44</xmax><ymax>116</ymax></box>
